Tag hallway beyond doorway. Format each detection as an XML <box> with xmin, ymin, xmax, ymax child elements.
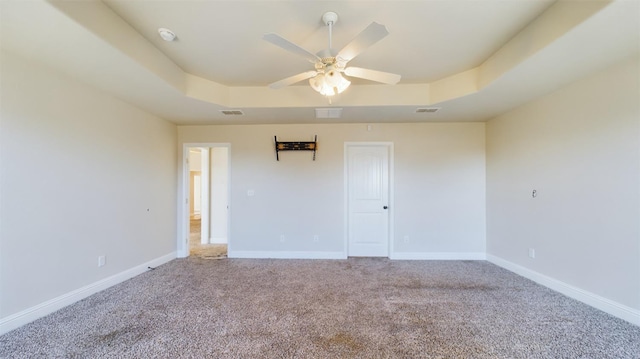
<box><xmin>189</xmin><ymin>217</ymin><xmax>227</xmax><ymax>259</ymax></box>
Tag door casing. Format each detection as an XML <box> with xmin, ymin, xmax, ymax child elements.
<box><xmin>179</xmin><ymin>143</ymin><xmax>231</xmax><ymax>258</ymax></box>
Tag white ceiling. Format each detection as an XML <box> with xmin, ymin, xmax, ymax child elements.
<box><xmin>104</xmin><ymin>0</ymin><xmax>553</xmax><ymax>86</ymax></box>
<box><xmin>1</xmin><ymin>0</ymin><xmax>638</xmax><ymax>125</ymax></box>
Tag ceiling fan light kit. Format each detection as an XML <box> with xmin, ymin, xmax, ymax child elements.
<box><xmin>309</xmin><ymin>68</ymin><xmax>351</xmax><ymax>97</ymax></box>
<box><xmin>263</xmin><ymin>11</ymin><xmax>401</xmax><ymax>98</ymax></box>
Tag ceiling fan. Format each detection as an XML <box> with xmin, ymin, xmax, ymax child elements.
<box><xmin>263</xmin><ymin>11</ymin><xmax>401</xmax><ymax>97</ymax></box>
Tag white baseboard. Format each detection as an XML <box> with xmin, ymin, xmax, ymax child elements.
<box><xmin>0</xmin><ymin>252</ymin><xmax>176</xmax><ymax>335</ymax></box>
<box><xmin>228</xmin><ymin>250</ymin><xmax>346</xmax><ymax>260</ymax></box>
<box><xmin>228</xmin><ymin>251</ymin><xmax>487</xmax><ymax>261</ymax></box>
<box><xmin>390</xmin><ymin>252</ymin><xmax>486</xmax><ymax>260</ymax></box>
<box><xmin>487</xmin><ymin>254</ymin><xmax>640</xmax><ymax>326</ymax></box>
<box><xmin>209</xmin><ymin>237</ymin><xmax>228</xmax><ymax>244</ymax></box>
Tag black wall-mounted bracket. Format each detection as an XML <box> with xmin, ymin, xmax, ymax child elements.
<box><xmin>275</xmin><ymin>135</ymin><xmax>317</xmax><ymax>161</ymax></box>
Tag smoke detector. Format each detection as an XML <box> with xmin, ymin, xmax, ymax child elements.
<box><xmin>158</xmin><ymin>28</ymin><xmax>176</xmax><ymax>42</ymax></box>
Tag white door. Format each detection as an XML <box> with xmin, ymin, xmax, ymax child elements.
<box><xmin>347</xmin><ymin>144</ymin><xmax>390</xmax><ymax>257</ymax></box>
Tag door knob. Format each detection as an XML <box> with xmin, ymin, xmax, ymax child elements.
<box><xmin>383</xmin><ymin>206</ymin><xmax>388</xmax><ymax>209</ymax></box>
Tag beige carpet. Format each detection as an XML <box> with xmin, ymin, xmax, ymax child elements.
<box><xmin>189</xmin><ymin>218</ymin><xmax>227</xmax><ymax>259</ymax></box>
<box><xmin>2</xmin><ymin>259</ymin><xmax>639</xmax><ymax>358</ymax></box>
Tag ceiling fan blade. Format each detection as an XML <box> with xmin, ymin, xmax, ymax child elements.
<box><xmin>263</xmin><ymin>33</ymin><xmax>321</xmax><ymax>64</ymax></box>
<box><xmin>344</xmin><ymin>67</ymin><xmax>401</xmax><ymax>85</ymax></box>
<box><xmin>269</xmin><ymin>70</ymin><xmax>319</xmax><ymax>89</ymax></box>
<box><xmin>336</xmin><ymin>22</ymin><xmax>389</xmax><ymax>64</ymax></box>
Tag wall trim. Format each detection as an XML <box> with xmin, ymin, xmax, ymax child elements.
<box><xmin>228</xmin><ymin>251</ymin><xmax>487</xmax><ymax>261</ymax></box>
<box><xmin>391</xmin><ymin>252</ymin><xmax>486</xmax><ymax>260</ymax></box>
<box><xmin>209</xmin><ymin>237</ymin><xmax>228</xmax><ymax>244</ymax></box>
<box><xmin>0</xmin><ymin>252</ymin><xmax>176</xmax><ymax>336</ymax></box>
<box><xmin>487</xmin><ymin>254</ymin><xmax>640</xmax><ymax>326</ymax></box>
<box><xmin>229</xmin><ymin>250</ymin><xmax>346</xmax><ymax>260</ymax></box>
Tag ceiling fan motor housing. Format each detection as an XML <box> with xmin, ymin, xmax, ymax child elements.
<box><xmin>315</xmin><ymin>49</ymin><xmax>339</xmax><ymax>73</ymax></box>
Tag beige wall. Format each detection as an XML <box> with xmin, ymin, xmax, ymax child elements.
<box><xmin>178</xmin><ymin>122</ymin><xmax>486</xmax><ymax>258</ymax></box>
<box><xmin>486</xmin><ymin>56</ymin><xmax>640</xmax><ymax>312</ymax></box>
<box><xmin>0</xmin><ymin>51</ymin><xmax>178</xmax><ymax>321</ymax></box>
<box><xmin>3</xmin><ymin>32</ymin><xmax>637</xmax><ymax>333</ymax></box>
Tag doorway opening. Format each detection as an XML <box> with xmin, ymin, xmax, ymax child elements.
<box><xmin>184</xmin><ymin>144</ymin><xmax>230</xmax><ymax>259</ymax></box>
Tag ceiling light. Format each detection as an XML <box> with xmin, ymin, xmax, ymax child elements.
<box><xmin>158</xmin><ymin>28</ymin><xmax>176</xmax><ymax>42</ymax></box>
<box><xmin>309</xmin><ymin>66</ymin><xmax>350</xmax><ymax>97</ymax></box>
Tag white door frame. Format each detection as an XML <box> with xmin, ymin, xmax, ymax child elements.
<box><xmin>199</xmin><ymin>148</ymin><xmax>210</xmax><ymax>245</ymax></box>
<box><xmin>179</xmin><ymin>143</ymin><xmax>231</xmax><ymax>258</ymax></box>
<box><xmin>344</xmin><ymin>142</ymin><xmax>394</xmax><ymax>257</ymax></box>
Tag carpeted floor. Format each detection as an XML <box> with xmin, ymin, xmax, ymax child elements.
<box><xmin>1</xmin><ymin>259</ymin><xmax>639</xmax><ymax>358</ymax></box>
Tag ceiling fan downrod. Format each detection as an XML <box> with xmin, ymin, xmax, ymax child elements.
<box><xmin>322</xmin><ymin>12</ymin><xmax>338</xmax><ymax>52</ymax></box>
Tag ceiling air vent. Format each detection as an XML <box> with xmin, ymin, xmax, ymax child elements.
<box><xmin>315</xmin><ymin>108</ymin><xmax>343</xmax><ymax>119</ymax></box>
<box><xmin>220</xmin><ymin>110</ymin><xmax>244</xmax><ymax>116</ymax></box>
<box><xmin>415</xmin><ymin>107</ymin><xmax>440</xmax><ymax>113</ymax></box>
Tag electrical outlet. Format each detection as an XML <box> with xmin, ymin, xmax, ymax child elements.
<box><xmin>98</xmin><ymin>255</ymin><xmax>106</xmax><ymax>267</ymax></box>
<box><xmin>313</xmin><ymin>235</ymin><xmax>319</xmax><ymax>242</ymax></box>
<box><xmin>528</xmin><ymin>248</ymin><xmax>536</xmax><ymax>259</ymax></box>
<box><xmin>403</xmin><ymin>235</ymin><xmax>410</xmax><ymax>243</ymax></box>
<box><xmin>280</xmin><ymin>235</ymin><xmax>285</xmax><ymax>242</ymax></box>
